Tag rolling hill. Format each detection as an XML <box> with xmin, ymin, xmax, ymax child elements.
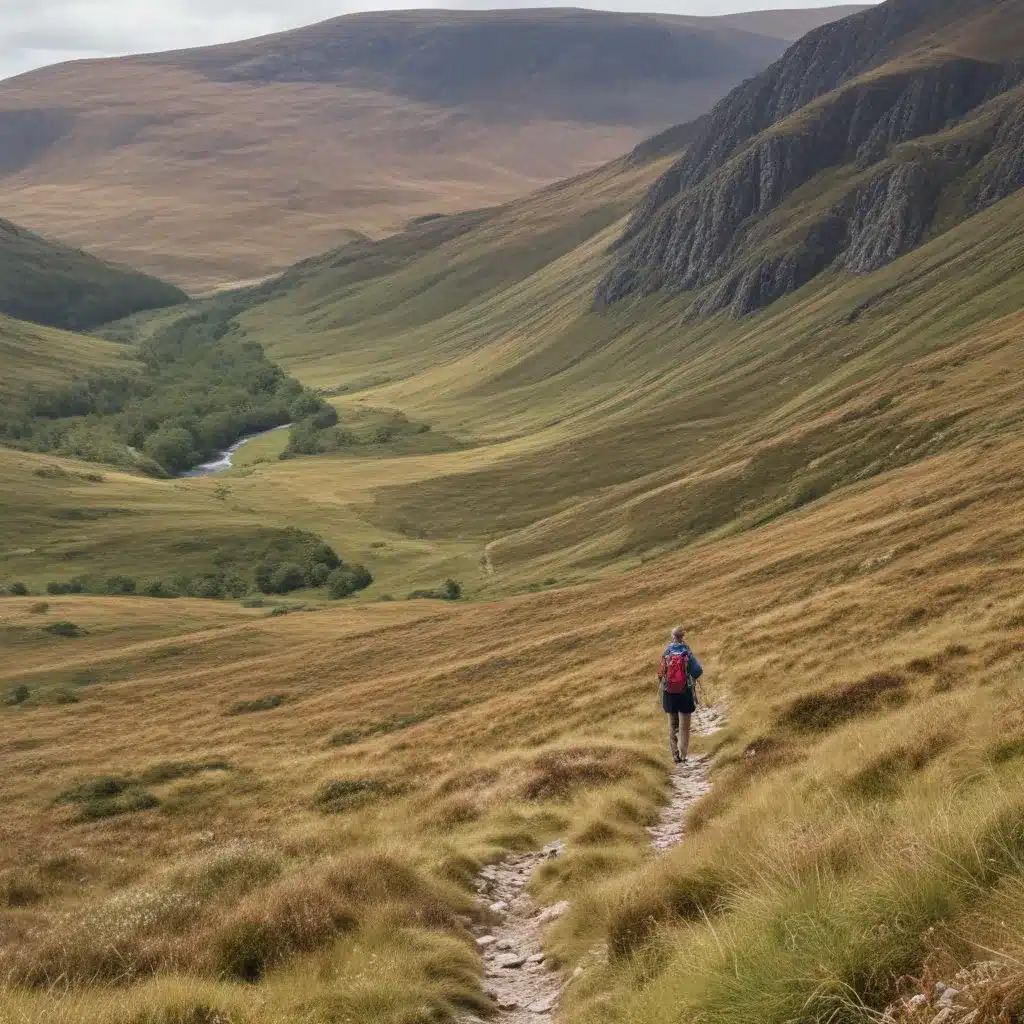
<box><xmin>712</xmin><ymin>4</ymin><xmax>871</xmax><ymax>39</ymax></box>
<box><xmin>0</xmin><ymin>6</ymin><xmax>861</xmax><ymax>290</ymax></box>
<box><xmin>5</xmin><ymin>1</ymin><xmax>1024</xmax><ymax>1022</ymax></box>
<box><xmin>0</xmin><ymin>217</ymin><xmax>185</xmax><ymax>331</ymax></box>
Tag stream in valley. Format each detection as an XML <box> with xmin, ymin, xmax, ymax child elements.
<box><xmin>179</xmin><ymin>423</ymin><xmax>291</xmax><ymax>478</ymax></box>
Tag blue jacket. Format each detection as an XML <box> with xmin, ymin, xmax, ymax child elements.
<box><xmin>662</xmin><ymin>642</ymin><xmax>703</xmax><ymax>679</ymax></box>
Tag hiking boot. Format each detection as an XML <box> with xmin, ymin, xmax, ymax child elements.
<box><xmin>672</xmin><ymin>753</ymin><xmax>683</xmax><ymax>765</ymax></box>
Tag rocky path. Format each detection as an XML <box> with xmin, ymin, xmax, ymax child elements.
<box><xmin>462</xmin><ymin>842</ymin><xmax>567</xmax><ymax>1024</ymax></box>
<box><xmin>650</xmin><ymin>703</ymin><xmax>725</xmax><ymax>852</ymax></box>
<box><xmin>462</xmin><ymin>704</ymin><xmax>723</xmax><ymax>1022</ymax></box>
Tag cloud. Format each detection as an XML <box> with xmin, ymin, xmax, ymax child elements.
<box><xmin>0</xmin><ymin>0</ymin><xmax>873</xmax><ymax>81</ymax></box>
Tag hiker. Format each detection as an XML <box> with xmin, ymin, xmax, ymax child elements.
<box><xmin>659</xmin><ymin>626</ymin><xmax>703</xmax><ymax>765</ymax></box>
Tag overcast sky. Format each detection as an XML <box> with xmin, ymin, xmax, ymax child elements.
<box><xmin>0</xmin><ymin>0</ymin><xmax>870</xmax><ymax>81</ymax></box>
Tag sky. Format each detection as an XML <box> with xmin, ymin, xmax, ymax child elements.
<box><xmin>0</xmin><ymin>0</ymin><xmax>870</xmax><ymax>81</ymax></box>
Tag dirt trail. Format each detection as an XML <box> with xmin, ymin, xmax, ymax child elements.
<box><xmin>462</xmin><ymin>704</ymin><xmax>723</xmax><ymax>1022</ymax></box>
<box><xmin>650</xmin><ymin>703</ymin><xmax>725</xmax><ymax>851</ymax></box>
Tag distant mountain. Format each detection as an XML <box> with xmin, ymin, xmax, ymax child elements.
<box><xmin>711</xmin><ymin>5</ymin><xmax>872</xmax><ymax>41</ymax></box>
<box><xmin>598</xmin><ymin>0</ymin><xmax>1024</xmax><ymax>316</ymax></box>
<box><xmin>0</xmin><ymin>218</ymin><xmax>185</xmax><ymax>331</ymax></box>
<box><xmin>0</xmin><ymin>6</ymin><xmax>857</xmax><ymax>290</ymax></box>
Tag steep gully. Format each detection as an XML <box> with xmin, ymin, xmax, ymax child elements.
<box><xmin>461</xmin><ymin>704</ymin><xmax>724</xmax><ymax>1023</ymax></box>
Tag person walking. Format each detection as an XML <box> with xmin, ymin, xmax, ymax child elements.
<box><xmin>659</xmin><ymin>626</ymin><xmax>703</xmax><ymax>765</ymax></box>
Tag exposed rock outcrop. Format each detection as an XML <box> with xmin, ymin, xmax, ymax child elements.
<box><xmin>598</xmin><ymin>0</ymin><xmax>1024</xmax><ymax>316</ymax></box>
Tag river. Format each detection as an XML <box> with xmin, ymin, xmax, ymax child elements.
<box><xmin>179</xmin><ymin>423</ymin><xmax>292</xmax><ymax>478</ymax></box>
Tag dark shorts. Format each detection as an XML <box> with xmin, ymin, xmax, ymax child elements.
<box><xmin>662</xmin><ymin>688</ymin><xmax>696</xmax><ymax>715</ymax></box>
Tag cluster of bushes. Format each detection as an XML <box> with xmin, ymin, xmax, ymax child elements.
<box><xmin>9</xmin><ymin>529</ymin><xmax>374</xmax><ymax>603</ymax></box>
<box><xmin>0</xmin><ymin>295</ymin><xmax>332</xmax><ymax>476</ymax></box>
<box><xmin>408</xmin><ymin>579</ymin><xmax>463</xmax><ymax>601</ymax></box>
<box><xmin>30</xmin><ymin>528</ymin><xmax>372</xmax><ymax>601</ymax></box>
<box><xmin>0</xmin><ymin>582</ymin><xmax>29</xmax><ymax>596</ymax></box>
<box><xmin>245</xmin><ymin>530</ymin><xmax>372</xmax><ymax>598</ymax></box>
<box><xmin>281</xmin><ymin>407</ymin><xmax>431</xmax><ymax>460</ymax></box>
<box><xmin>41</xmin><ymin>573</ymin><xmax>250</xmax><ymax>601</ymax></box>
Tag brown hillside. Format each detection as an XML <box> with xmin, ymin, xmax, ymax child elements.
<box><xmin>0</xmin><ymin>7</ymin><xmax>859</xmax><ymax>291</ymax></box>
<box><xmin>712</xmin><ymin>4</ymin><xmax>872</xmax><ymax>41</ymax></box>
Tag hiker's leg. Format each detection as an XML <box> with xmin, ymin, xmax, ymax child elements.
<box><xmin>668</xmin><ymin>712</ymin><xmax>680</xmax><ymax>756</ymax></box>
<box><xmin>680</xmin><ymin>714</ymin><xmax>693</xmax><ymax>761</ymax></box>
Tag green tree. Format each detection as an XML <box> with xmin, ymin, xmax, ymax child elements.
<box><xmin>143</xmin><ymin>426</ymin><xmax>195</xmax><ymax>475</ymax></box>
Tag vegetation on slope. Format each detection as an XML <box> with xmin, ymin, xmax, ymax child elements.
<box><xmin>0</xmin><ymin>313</ymin><xmax>138</xmax><ymax>401</ymax></box>
<box><xmin>2</xmin><ymin>425</ymin><xmax>1024</xmax><ymax>1022</ymax></box>
<box><xmin>0</xmin><ymin>218</ymin><xmax>185</xmax><ymax>329</ymax></box>
<box><xmin>3</xmin><ymin>3</ymin><xmax>1024</xmax><ymax>1019</ymax></box>
<box><xmin>0</xmin><ymin>301</ymin><xmax>331</xmax><ymax>476</ymax></box>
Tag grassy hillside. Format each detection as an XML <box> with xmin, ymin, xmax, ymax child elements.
<box><xmin>3</xmin><ymin>420</ymin><xmax>1024</xmax><ymax>1023</ymax></box>
<box><xmin>108</xmin><ymin>136</ymin><xmax>1020</xmax><ymax>599</ymax></box>
<box><xmin>0</xmin><ymin>218</ymin><xmax>185</xmax><ymax>329</ymax></box>
<box><xmin>4</xmin><ymin>3</ymin><xmax>1024</xmax><ymax>1021</ymax></box>
<box><xmin>0</xmin><ymin>7</ymin><xmax>858</xmax><ymax>289</ymax></box>
<box><xmin>0</xmin><ymin>314</ymin><xmax>138</xmax><ymax>400</ymax></box>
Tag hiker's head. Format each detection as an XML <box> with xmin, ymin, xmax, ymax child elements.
<box><xmin>671</xmin><ymin>626</ymin><xmax>685</xmax><ymax>642</ymax></box>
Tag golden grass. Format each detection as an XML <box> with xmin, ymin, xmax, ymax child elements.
<box><xmin>3</xmin><ymin>423</ymin><xmax>1024</xmax><ymax>1020</ymax></box>
<box><xmin>0</xmin><ymin>314</ymin><xmax>137</xmax><ymax>398</ymax></box>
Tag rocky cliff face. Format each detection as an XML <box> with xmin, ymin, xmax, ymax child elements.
<box><xmin>598</xmin><ymin>0</ymin><xmax>1024</xmax><ymax>315</ymax></box>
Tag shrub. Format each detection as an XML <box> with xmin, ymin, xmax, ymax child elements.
<box><xmin>271</xmin><ymin>563</ymin><xmax>307</xmax><ymax>594</ymax></box>
<box><xmin>224</xmin><ymin>574</ymin><xmax>249</xmax><ymax>598</ymax></box>
<box><xmin>45</xmin><ymin>621</ymin><xmax>82</xmax><ymax>638</ymax></box>
<box><xmin>143</xmin><ymin>426</ymin><xmax>196</xmax><ymax>475</ymax></box>
<box><xmin>309</xmin><ymin>563</ymin><xmax>332</xmax><ymax>587</ymax></box>
<box><xmin>46</xmin><ymin>581</ymin><xmax>82</xmax><ymax>595</ymax></box>
<box><xmin>144</xmin><ymin>579</ymin><xmax>179</xmax><ymax>598</ymax></box>
<box><xmin>228</xmin><ymin>695</ymin><xmax>285</xmax><ymax>715</ymax></box>
<box><xmin>29</xmin><ymin>602</ymin><xmax>49</xmax><ymax>614</ymax></box>
<box><xmin>103</xmin><ymin>575</ymin><xmax>137</xmax><ymax>595</ymax></box>
<box><xmin>311</xmin><ymin>405</ymin><xmax>339</xmax><ymax>429</ymax></box>
<box><xmin>313</xmin><ymin>778</ymin><xmax>387</xmax><ymax>814</ymax></box>
<box><xmin>55</xmin><ymin>776</ymin><xmax>160</xmax><ymax>821</ymax></box>
<box><xmin>9</xmin><ymin>582</ymin><xmax>28</xmax><ymax>596</ymax></box>
<box><xmin>327</xmin><ymin>565</ymin><xmax>373</xmax><ymax>600</ymax></box>
<box><xmin>254</xmin><ymin>559</ymin><xmax>278</xmax><ymax>594</ymax></box>
<box><xmin>444</xmin><ymin>578</ymin><xmax>463</xmax><ymax>601</ymax></box>
<box><xmin>192</xmin><ymin>575</ymin><xmax>224</xmax><ymax>599</ymax></box>
<box><xmin>289</xmin><ymin>393</ymin><xmax>324</xmax><ymax>420</ymax></box>
<box><xmin>5</xmin><ymin>684</ymin><xmax>29</xmax><ymax>706</ymax></box>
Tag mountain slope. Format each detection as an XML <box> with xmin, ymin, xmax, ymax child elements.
<box><xmin>98</xmin><ymin>94</ymin><xmax>1024</xmax><ymax>597</ymax></box>
<box><xmin>598</xmin><ymin>0</ymin><xmax>1024</xmax><ymax>315</ymax></box>
<box><xmin>0</xmin><ymin>7</ymin><xmax>860</xmax><ymax>290</ymax></box>
<box><xmin>4</xmin><ymin>194</ymin><xmax>1024</xmax><ymax>1024</ymax></box>
<box><xmin>0</xmin><ymin>218</ymin><xmax>185</xmax><ymax>329</ymax></box>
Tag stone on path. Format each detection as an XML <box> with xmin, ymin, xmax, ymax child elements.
<box><xmin>535</xmin><ymin>900</ymin><xmax>570</xmax><ymax>925</ymax></box>
<box><xmin>476</xmin><ymin>935</ymin><xmax>497</xmax><ymax>948</ymax></box>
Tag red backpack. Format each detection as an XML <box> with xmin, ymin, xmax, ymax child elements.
<box><xmin>661</xmin><ymin>651</ymin><xmax>691</xmax><ymax>695</ymax></box>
